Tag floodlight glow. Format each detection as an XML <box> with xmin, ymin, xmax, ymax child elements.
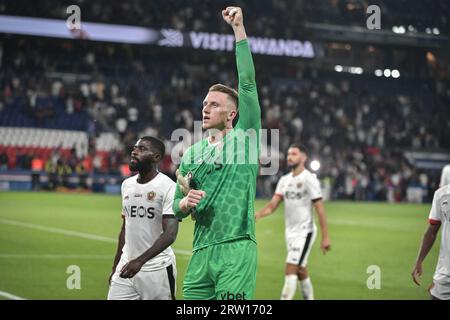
<box><xmin>310</xmin><ymin>160</ymin><xmax>321</xmax><ymax>171</ymax></box>
<box><xmin>391</xmin><ymin>70</ymin><xmax>400</xmax><ymax>78</ymax></box>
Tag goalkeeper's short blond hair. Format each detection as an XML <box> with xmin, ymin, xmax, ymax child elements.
<box><xmin>209</xmin><ymin>84</ymin><xmax>238</xmax><ymax>109</ymax></box>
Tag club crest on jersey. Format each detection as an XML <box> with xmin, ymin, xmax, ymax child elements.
<box><xmin>147</xmin><ymin>191</ymin><xmax>156</xmax><ymax>201</ymax></box>
<box><xmin>297</xmin><ymin>182</ymin><xmax>303</xmax><ymax>189</ymax></box>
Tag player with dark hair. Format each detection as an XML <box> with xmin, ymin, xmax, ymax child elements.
<box><xmin>173</xmin><ymin>7</ymin><xmax>261</xmax><ymax>300</ymax></box>
<box><xmin>256</xmin><ymin>144</ymin><xmax>331</xmax><ymax>300</ymax></box>
<box><xmin>108</xmin><ymin>136</ymin><xmax>179</xmax><ymax>300</ymax></box>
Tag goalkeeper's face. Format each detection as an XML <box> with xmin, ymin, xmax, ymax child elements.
<box><xmin>202</xmin><ymin>91</ymin><xmax>237</xmax><ymax>130</ymax></box>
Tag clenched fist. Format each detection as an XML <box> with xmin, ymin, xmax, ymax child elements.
<box><xmin>222</xmin><ymin>6</ymin><xmax>243</xmax><ymax>28</ymax></box>
<box><xmin>180</xmin><ymin>189</ymin><xmax>206</xmax><ymax>212</ymax></box>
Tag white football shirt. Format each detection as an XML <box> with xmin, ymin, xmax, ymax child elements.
<box><xmin>121</xmin><ymin>172</ymin><xmax>176</xmax><ymax>271</ymax></box>
<box><xmin>440</xmin><ymin>164</ymin><xmax>450</xmax><ymax>187</ymax></box>
<box><xmin>275</xmin><ymin>169</ymin><xmax>322</xmax><ymax>237</ymax></box>
<box><xmin>429</xmin><ymin>184</ymin><xmax>450</xmax><ymax>283</ymax></box>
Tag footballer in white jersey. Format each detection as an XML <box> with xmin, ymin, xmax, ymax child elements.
<box><xmin>412</xmin><ymin>184</ymin><xmax>450</xmax><ymax>300</ymax></box>
<box><xmin>440</xmin><ymin>164</ymin><xmax>450</xmax><ymax>187</ymax></box>
<box><xmin>275</xmin><ymin>169</ymin><xmax>322</xmax><ymax>238</ymax></box>
<box><xmin>256</xmin><ymin>144</ymin><xmax>331</xmax><ymax>300</ymax></box>
<box><xmin>107</xmin><ymin>137</ymin><xmax>179</xmax><ymax>300</ymax></box>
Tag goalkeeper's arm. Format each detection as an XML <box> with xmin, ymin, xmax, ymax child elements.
<box><xmin>173</xmin><ymin>174</ymin><xmax>206</xmax><ymax>219</ymax></box>
<box><xmin>223</xmin><ymin>6</ymin><xmax>261</xmax><ymax>131</ymax></box>
<box><xmin>173</xmin><ymin>188</ymin><xmax>205</xmax><ymax>219</ymax></box>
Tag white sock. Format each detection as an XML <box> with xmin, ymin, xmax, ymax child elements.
<box><xmin>300</xmin><ymin>277</ymin><xmax>314</xmax><ymax>300</ymax></box>
<box><xmin>281</xmin><ymin>275</ymin><xmax>298</xmax><ymax>300</ymax></box>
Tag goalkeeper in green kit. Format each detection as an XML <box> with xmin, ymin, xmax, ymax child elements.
<box><xmin>173</xmin><ymin>6</ymin><xmax>261</xmax><ymax>300</ymax></box>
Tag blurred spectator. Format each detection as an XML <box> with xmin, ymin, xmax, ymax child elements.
<box><xmin>0</xmin><ymin>153</ymin><xmax>9</xmax><ymax>170</ymax></box>
<box><xmin>31</xmin><ymin>155</ymin><xmax>44</xmax><ymax>190</ymax></box>
<box><xmin>76</xmin><ymin>163</ymin><xmax>89</xmax><ymax>190</ymax></box>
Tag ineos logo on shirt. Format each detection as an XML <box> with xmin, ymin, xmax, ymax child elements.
<box><xmin>123</xmin><ymin>206</ymin><xmax>155</xmax><ymax>219</ymax></box>
<box><xmin>285</xmin><ymin>191</ymin><xmax>302</xmax><ymax>200</ymax></box>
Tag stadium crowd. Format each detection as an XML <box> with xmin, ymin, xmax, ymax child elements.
<box><xmin>2</xmin><ymin>0</ymin><xmax>448</xmax><ymax>36</ymax></box>
<box><xmin>1</xmin><ymin>1</ymin><xmax>449</xmax><ymax>202</ymax></box>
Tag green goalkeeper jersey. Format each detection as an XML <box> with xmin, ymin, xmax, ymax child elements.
<box><xmin>173</xmin><ymin>39</ymin><xmax>261</xmax><ymax>252</ymax></box>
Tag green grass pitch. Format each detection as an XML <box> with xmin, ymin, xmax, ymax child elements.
<box><xmin>0</xmin><ymin>191</ymin><xmax>439</xmax><ymax>300</ymax></box>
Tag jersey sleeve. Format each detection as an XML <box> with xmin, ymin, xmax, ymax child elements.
<box><xmin>120</xmin><ymin>180</ymin><xmax>126</xmax><ymax>218</ymax></box>
<box><xmin>235</xmin><ymin>39</ymin><xmax>261</xmax><ymax>131</ymax></box>
<box><xmin>172</xmin><ymin>149</ymin><xmax>191</xmax><ymax>220</ymax></box>
<box><xmin>306</xmin><ymin>174</ymin><xmax>323</xmax><ymax>201</ymax></box>
<box><xmin>428</xmin><ymin>191</ymin><xmax>441</xmax><ymax>225</ymax></box>
<box><xmin>274</xmin><ymin>177</ymin><xmax>285</xmax><ymax>198</ymax></box>
<box><xmin>162</xmin><ymin>182</ymin><xmax>176</xmax><ymax>217</ymax></box>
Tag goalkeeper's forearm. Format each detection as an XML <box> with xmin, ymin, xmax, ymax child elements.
<box><xmin>233</xmin><ymin>24</ymin><xmax>247</xmax><ymax>42</ymax></box>
<box><xmin>173</xmin><ymin>197</ymin><xmax>191</xmax><ymax>219</ymax></box>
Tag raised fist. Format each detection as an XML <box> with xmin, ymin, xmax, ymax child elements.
<box><xmin>222</xmin><ymin>6</ymin><xmax>243</xmax><ymax>28</ymax></box>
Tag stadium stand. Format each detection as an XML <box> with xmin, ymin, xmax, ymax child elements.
<box><xmin>2</xmin><ymin>0</ymin><xmax>448</xmax><ymax>36</ymax></box>
<box><xmin>0</xmin><ymin>0</ymin><xmax>449</xmax><ymax>202</ymax></box>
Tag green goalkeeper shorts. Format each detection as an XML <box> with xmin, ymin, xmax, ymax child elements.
<box><xmin>183</xmin><ymin>238</ymin><xmax>257</xmax><ymax>300</ymax></box>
